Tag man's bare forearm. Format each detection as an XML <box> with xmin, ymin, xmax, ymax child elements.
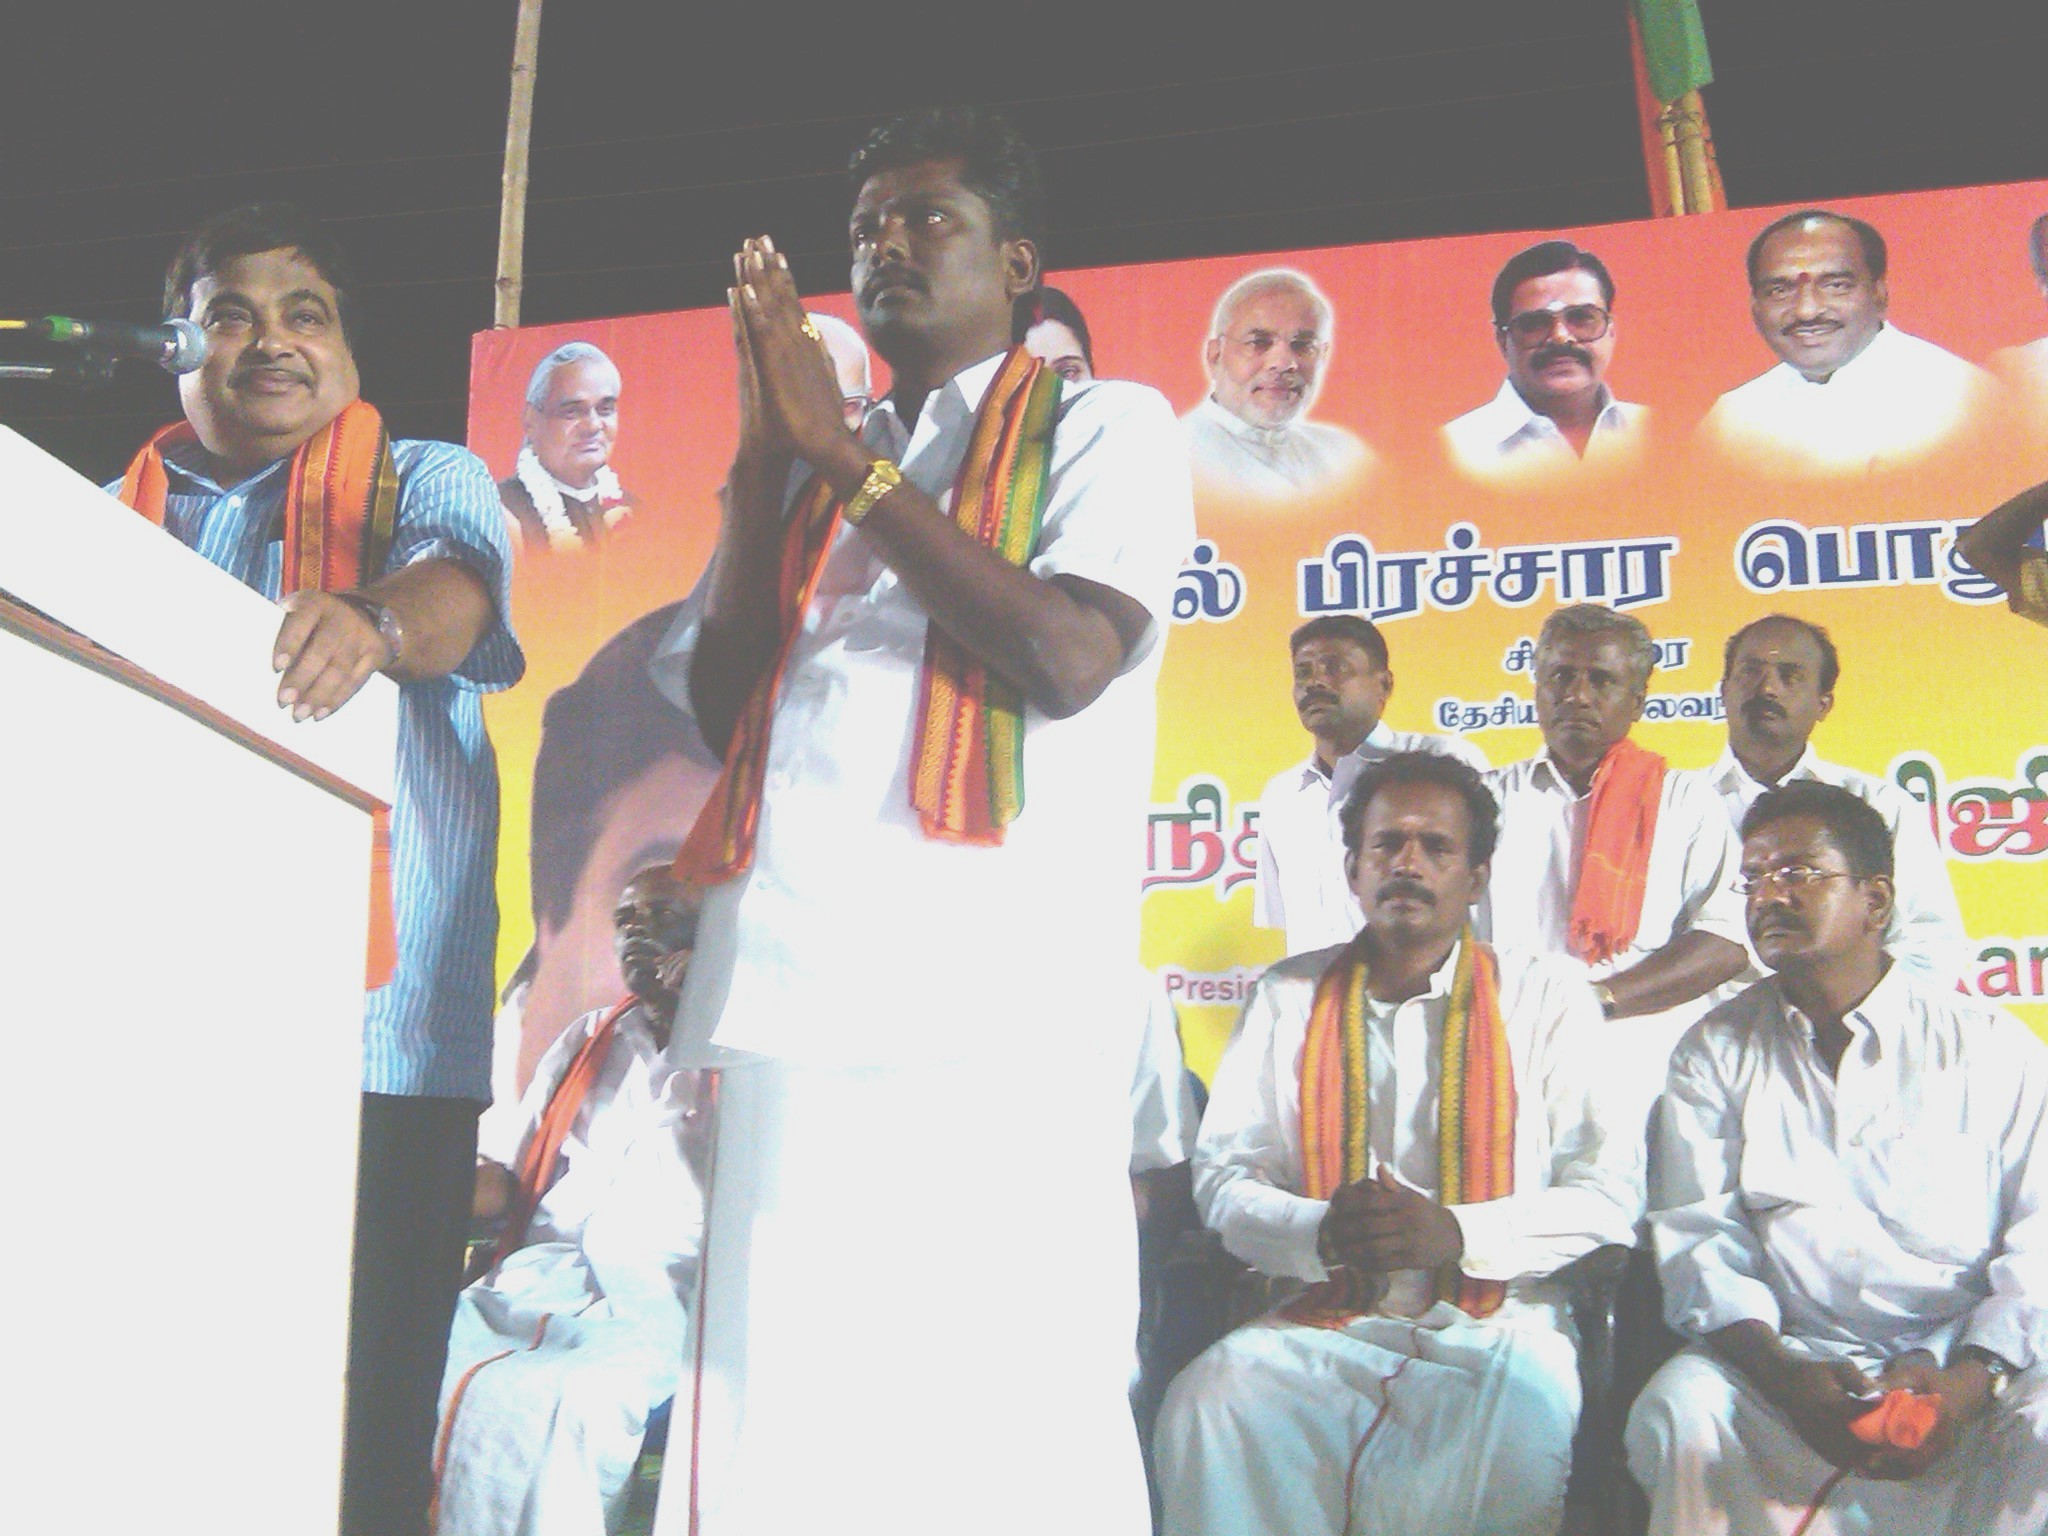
<box><xmin>364</xmin><ymin>557</ymin><xmax>492</xmax><ymax>680</ymax></box>
<box><xmin>1607</xmin><ymin>931</ymin><xmax>1746</xmax><ymax>1018</ymax></box>
<box><xmin>1957</xmin><ymin>478</ymin><xmax>2048</xmax><ymax>596</ymax></box>
<box><xmin>812</xmin><ymin>440</ymin><xmax>1139</xmax><ymax>719</ymax></box>
<box><xmin>691</xmin><ymin>456</ymin><xmax>793</xmax><ymax>755</ymax></box>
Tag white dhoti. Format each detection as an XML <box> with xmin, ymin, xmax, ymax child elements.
<box><xmin>436</xmin><ymin>1245</ymin><xmax>690</xmax><ymax>1536</ymax></box>
<box><xmin>1625</xmin><ymin>1348</ymin><xmax>2048</xmax><ymax>1536</ymax></box>
<box><xmin>1153</xmin><ymin>1303</ymin><xmax>1581</xmax><ymax>1536</ymax></box>
<box><xmin>655</xmin><ymin>1055</ymin><xmax>1147</xmax><ymax>1536</ymax></box>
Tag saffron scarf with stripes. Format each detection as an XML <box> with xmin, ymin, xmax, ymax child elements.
<box><xmin>1289</xmin><ymin>929</ymin><xmax>1515</xmax><ymax>1325</ymax></box>
<box><xmin>1567</xmin><ymin>738</ymin><xmax>1667</xmax><ymax>966</ymax></box>
<box><xmin>117</xmin><ymin>400</ymin><xmax>402</xmax><ymax>986</ymax></box>
<box><xmin>676</xmin><ymin>348</ymin><xmax>1061</xmax><ymax>884</ymax></box>
<box><xmin>486</xmin><ymin>995</ymin><xmax>638</xmax><ymax>1271</ymax></box>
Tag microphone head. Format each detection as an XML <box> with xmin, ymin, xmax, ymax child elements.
<box><xmin>160</xmin><ymin>317</ymin><xmax>208</xmax><ymax>374</ymax></box>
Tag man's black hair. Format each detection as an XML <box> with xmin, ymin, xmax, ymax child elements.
<box><xmin>1489</xmin><ymin>239</ymin><xmax>1616</xmax><ymax>327</ymax></box>
<box><xmin>164</xmin><ymin>202</ymin><xmax>359</xmax><ymax>342</ymax></box>
<box><xmin>530</xmin><ymin>601</ymin><xmax>721</xmax><ymax>934</ymax></box>
<box><xmin>1289</xmin><ymin>614</ymin><xmax>1388</xmax><ymax>671</ymax></box>
<box><xmin>1721</xmin><ymin>613</ymin><xmax>1842</xmax><ymax>695</ymax></box>
<box><xmin>1741</xmin><ymin>781</ymin><xmax>1894</xmax><ymax>880</ymax></box>
<box><xmin>1013</xmin><ymin>285</ymin><xmax>1093</xmax><ymax>370</ymax></box>
<box><xmin>1339</xmin><ymin>751</ymin><xmax>1499</xmax><ymax>868</ymax></box>
<box><xmin>1745</xmin><ymin>209</ymin><xmax>1888</xmax><ymax>289</ymax></box>
<box><xmin>848</xmin><ymin>106</ymin><xmax>1046</xmax><ymax>251</ymax></box>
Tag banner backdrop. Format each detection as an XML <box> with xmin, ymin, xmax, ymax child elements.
<box><xmin>471</xmin><ymin>179</ymin><xmax>2048</xmax><ymax>1093</ymax></box>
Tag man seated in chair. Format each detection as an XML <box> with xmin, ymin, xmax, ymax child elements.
<box><xmin>1152</xmin><ymin>752</ymin><xmax>1641</xmax><ymax>1536</ymax></box>
<box><xmin>1627</xmin><ymin>782</ymin><xmax>2048</xmax><ymax>1535</ymax></box>
<box><xmin>435</xmin><ymin>863</ymin><xmax>709</xmax><ymax>1536</ymax></box>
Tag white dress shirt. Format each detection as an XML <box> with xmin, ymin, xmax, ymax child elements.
<box><xmin>1700</xmin><ymin>323</ymin><xmax>1995</xmax><ymax>474</ymax></box>
<box><xmin>1441</xmin><ymin>379</ymin><xmax>1648</xmax><ymax>482</ymax></box>
<box><xmin>1181</xmin><ymin>394</ymin><xmax>1374</xmax><ymax>501</ymax></box>
<box><xmin>1196</xmin><ymin>941</ymin><xmax>1642</xmax><ymax>1327</ymax></box>
<box><xmin>1253</xmin><ymin>723</ymin><xmax>1490</xmax><ymax>954</ymax></box>
<box><xmin>1653</xmin><ymin>965</ymin><xmax>2048</xmax><ymax>1373</ymax></box>
<box><xmin>671</xmin><ymin>355</ymin><xmax>1196</xmax><ymax>1069</ymax></box>
<box><xmin>1707</xmin><ymin>744</ymin><xmax>1970</xmax><ymax>988</ymax></box>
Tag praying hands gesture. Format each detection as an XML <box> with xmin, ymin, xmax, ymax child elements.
<box><xmin>729</xmin><ymin>236</ymin><xmax>867</xmax><ymax>490</ymax></box>
<box><xmin>1318</xmin><ymin>1166</ymin><xmax>1466</xmax><ymax>1275</ymax></box>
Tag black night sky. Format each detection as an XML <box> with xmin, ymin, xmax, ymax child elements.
<box><xmin>5</xmin><ymin>0</ymin><xmax>2046</xmax><ymax>481</ymax></box>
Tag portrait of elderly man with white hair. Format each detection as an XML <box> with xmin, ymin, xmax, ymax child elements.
<box><xmin>1181</xmin><ymin>267</ymin><xmax>1374</xmax><ymax>503</ymax></box>
<box><xmin>500</xmin><ymin>340</ymin><xmax>636</xmax><ymax>555</ymax></box>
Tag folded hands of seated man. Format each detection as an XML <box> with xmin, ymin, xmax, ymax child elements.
<box><xmin>1318</xmin><ymin>1167</ymin><xmax>1466</xmax><ymax>1277</ymax></box>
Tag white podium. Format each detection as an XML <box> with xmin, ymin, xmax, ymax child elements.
<box><xmin>0</xmin><ymin>427</ymin><xmax>398</xmax><ymax>1535</ymax></box>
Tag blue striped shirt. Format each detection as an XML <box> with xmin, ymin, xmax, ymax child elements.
<box><xmin>109</xmin><ymin>437</ymin><xmax>524</xmax><ymax>1099</ymax></box>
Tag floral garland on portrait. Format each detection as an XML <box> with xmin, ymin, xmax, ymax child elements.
<box><xmin>514</xmin><ymin>442</ymin><xmax>630</xmax><ymax>551</ymax></box>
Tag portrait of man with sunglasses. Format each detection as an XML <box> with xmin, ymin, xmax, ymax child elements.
<box><xmin>1443</xmin><ymin>238</ymin><xmax>1647</xmax><ymax>483</ymax></box>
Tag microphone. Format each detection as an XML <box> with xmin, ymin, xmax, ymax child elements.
<box><xmin>32</xmin><ymin>315</ymin><xmax>208</xmax><ymax>374</ymax></box>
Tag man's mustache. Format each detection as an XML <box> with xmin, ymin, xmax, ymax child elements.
<box><xmin>1376</xmin><ymin>879</ymin><xmax>1436</xmax><ymax>907</ymax></box>
<box><xmin>1298</xmin><ymin>689</ymin><xmax>1336</xmax><ymax>709</ymax></box>
<box><xmin>861</xmin><ymin>268</ymin><xmax>927</xmax><ymax>304</ymax></box>
<box><xmin>1743</xmin><ymin>698</ymin><xmax>1786</xmax><ymax>721</ymax></box>
<box><xmin>1532</xmin><ymin>343</ymin><xmax>1591</xmax><ymax>370</ymax></box>
<box><xmin>231</xmin><ymin>361</ymin><xmax>312</xmax><ymax>387</ymax></box>
<box><xmin>1781</xmin><ymin>319</ymin><xmax>1841</xmax><ymax>337</ymax></box>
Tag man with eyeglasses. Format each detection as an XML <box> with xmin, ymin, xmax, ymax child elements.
<box><xmin>1708</xmin><ymin>613</ymin><xmax>1967</xmax><ymax>989</ymax></box>
<box><xmin>1627</xmin><ymin>781</ymin><xmax>2048</xmax><ymax>1536</ymax></box>
<box><xmin>1443</xmin><ymin>239</ymin><xmax>1647</xmax><ymax>482</ymax></box>
<box><xmin>805</xmin><ymin>309</ymin><xmax>875</xmax><ymax>430</ymax></box>
<box><xmin>1182</xmin><ymin>267</ymin><xmax>1373</xmax><ymax>503</ymax></box>
<box><xmin>1699</xmin><ymin>208</ymin><xmax>1993</xmax><ymax>474</ymax></box>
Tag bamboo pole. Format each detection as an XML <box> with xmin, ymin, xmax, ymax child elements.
<box><xmin>494</xmin><ymin>0</ymin><xmax>544</xmax><ymax>328</ymax></box>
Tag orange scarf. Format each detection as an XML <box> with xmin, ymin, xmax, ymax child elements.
<box><xmin>1290</xmin><ymin>931</ymin><xmax>1515</xmax><ymax>1326</ymax></box>
<box><xmin>488</xmin><ymin>996</ymin><xmax>636</xmax><ymax>1269</ymax></box>
<box><xmin>117</xmin><ymin>401</ymin><xmax>401</xmax><ymax>986</ymax></box>
<box><xmin>1567</xmin><ymin>738</ymin><xmax>1667</xmax><ymax>966</ymax></box>
<box><xmin>675</xmin><ymin>348</ymin><xmax>1060</xmax><ymax>885</ymax></box>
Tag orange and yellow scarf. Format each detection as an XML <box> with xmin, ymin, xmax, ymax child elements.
<box><xmin>1290</xmin><ymin>930</ymin><xmax>1515</xmax><ymax>1325</ymax></box>
<box><xmin>118</xmin><ymin>400</ymin><xmax>401</xmax><ymax>986</ymax></box>
<box><xmin>1567</xmin><ymin>738</ymin><xmax>1666</xmax><ymax>966</ymax></box>
<box><xmin>676</xmin><ymin>348</ymin><xmax>1061</xmax><ymax>884</ymax></box>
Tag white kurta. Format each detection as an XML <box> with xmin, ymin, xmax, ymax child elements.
<box><xmin>1699</xmin><ymin>323</ymin><xmax>1996</xmax><ymax>475</ymax></box>
<box><xmin>1131</xmin><ymin>968</ymin><xmax>1198</xmax><ymax>1174</ymax></box>
<box><xmin>1253</xmin><ymin>724</ymin><xmax>1491</xmax><ymax>956</ymax></box>
<box><xmin>1154</xmin><ymin>941</ymin><xmax>1642</xmax><ymax>1536</ymax></box>
<box><xmin>1481</xmin><ymin>751</ymin><xmax>1747</xmax><ymax>1112</ymax></box>
<box><xmin>656</xmin><ymin>354</ymin><xmax>1195</xmax><ymax>1536</ymax></box>
<box><xmin>438</xmin><ymin>1004</ymin><xmax>705</xmax><ymax>1536</ymax></box>
<box><xmin>1626</xmin><ymin>967</ymin><xmax>2048</xmax><ymax>1534</ymax></box>
<box><xmin>1441</xmin><ymin>378</ymin><xmax>1648</xmax><ymax>483</ymax></box>
<box><xmin>1180</xmin><ymin>394</ymin><xmax>1374</xmax><ymax>502</ymax></box>
<box><xmin>1706</xmin><ymin>745</ymin><xmax>1970</xmax><ymax>989</ymax></box>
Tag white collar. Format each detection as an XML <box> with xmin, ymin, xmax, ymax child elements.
<box><xmin>1193</xmin><ymin>391</ymin><xmax>1304</xmax><ymax>450</ymax></box>
<box><xmin>870</xmin><ymin>349</ymin><xmax>1011</xmax><ymax>440</ymax></box>
<box><xmin>1710</xmin><ymin>742</ymin><xmax>1820</xmax><ymax>794</ymax></box>
<box><xmin>1471</xmin><ymin>376</ymin><xmax>1623</xmax><ymax>446</ymax></box>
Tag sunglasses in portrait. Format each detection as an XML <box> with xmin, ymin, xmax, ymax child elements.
<box><xmin>1500</xmin><ymin>303</ymin><xmax>1612</xmax><ymax>347</ymax></box>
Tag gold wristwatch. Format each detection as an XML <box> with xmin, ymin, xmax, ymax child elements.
<box><xmin>843</xmin><ymin>458</ymin><xmax>903</xmax><ymax>526</ymax></box>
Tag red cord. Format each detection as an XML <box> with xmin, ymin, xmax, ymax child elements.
<box><xmin>1787</xmin><ymin>1466</ymin><xmax>1850</xmax><ymax>1536</ymax></box>
<box><xmin>1342</xmin><ymin>1345</ymin><xmax>1420</xmax><ymax>1533</ymax></box>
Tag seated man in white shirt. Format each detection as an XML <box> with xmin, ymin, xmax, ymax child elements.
<box><xmin>1484</xmin><ymin>604</ymin><xmax>1748</xmax><ymax>1113</ymax></box>
<box><xmin>1711</xmin><ymin>613</ymin><xmax>1967</xmax><ymax>986</ymax></box>
<box><xmin>1181</xmin><ymin>267</ymin><xmax>1374</xmax><ymax>502</ymax></box>
<box><xmin>1627</xmin><ymin>782</ymin><xmax>2048</xmax><ymax>1536</ymax></box>
<box><xmin>1698</xmin><ymin>208</ymin><xmax>1995</xmax><ymax>474</ymax></box>
<box><xmin>437</xmin><ymin>863</ymin><xmax>707</xmax><ymax>1536</ymax></box>
<box><xmin>1155</xmin><ymin>751</ymin><xmax>1641</xmax><ymax>1536</ymax></box>
<box><xmin>1442</xmin><ymin>239</ymin><xmax>1647</xmax><ymax>482</ymax></box>
<box><xmin>1255</xmin><ymin>614</ymin><xmax>1487</xmax><ymax>954</ymax></box>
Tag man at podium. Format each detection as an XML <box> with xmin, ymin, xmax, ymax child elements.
<box><xmin>109</xmin><ymin>203</ymin><xmax>523</xmax><ymax>1536</ymax></box>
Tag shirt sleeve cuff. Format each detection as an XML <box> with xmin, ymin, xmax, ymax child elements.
<box><xmin>1961</xmin><ymin>1299</ymin><xmax>2041</xmax><ymax>1373</ymax></box>
<box><xmin>1679</xmin><ymin>1277</ymin><xmax>1784</xmax><ymax>1340</ymax></box>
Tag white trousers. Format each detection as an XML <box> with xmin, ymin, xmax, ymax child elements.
<box><xmin>1625</xmin><ymin>1347</ymin><xmax>2048</xmax><ymax>1535</ymax></box>
<box><xmin>1153</xmin><ymin>1303</ymin><xmax>1581</xmax><ymax>1536</ymax></box>
<box><xmin>653</xmin><ymin>1054</ymin><xmax>1148</xmax><ymax>1536</ymax></box>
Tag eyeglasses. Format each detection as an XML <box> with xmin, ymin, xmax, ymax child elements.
<box><xmin>1735</xmin><ymin>865</ymin><xmax>1859</xmax><ymax>897</ymax></box>
<box><xmin>841</xmin><ymin>393</ymin><xmax>874</xmax><ymax>424</ymax></box>
<box><xmin>1500</xmin><ymin>303</ymin><xmax>1612</xmax><ymax>346</ymax></box>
